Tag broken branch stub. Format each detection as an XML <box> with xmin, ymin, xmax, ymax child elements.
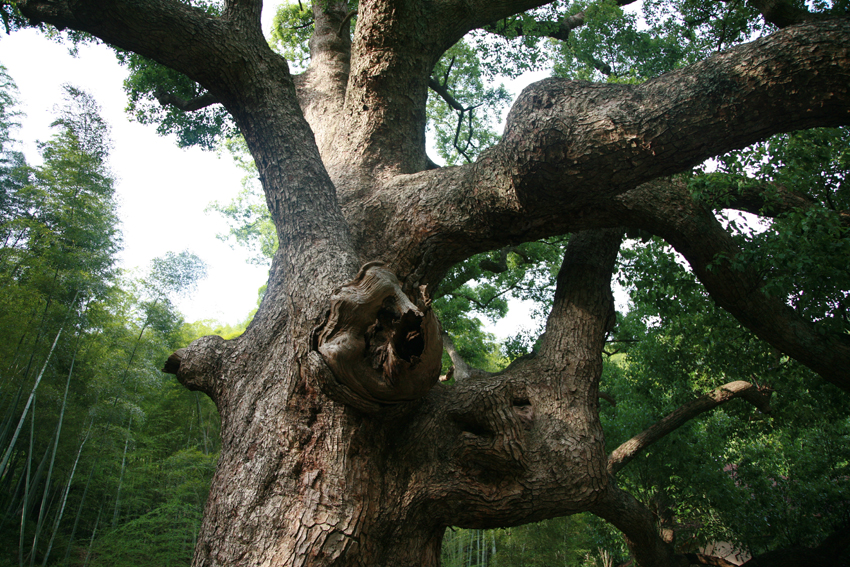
<box><xmin>315</xmin><ymin>262</ymin><xmax>443</xmax><ymax>405</ymax></box>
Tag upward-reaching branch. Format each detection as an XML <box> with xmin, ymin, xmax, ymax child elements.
<box><xmin>430</xmin><ymin>0</ymin><xmax>552</xmax><ymax>42</ymax></box>
<box><xmin>223</xmin><ymin>0</ymin><xmax>263</xmax><ymax>29</ymax></box>
<box><xmin>358</xmin><ymin>18</ymin><xmax>850</xmax><ymax>284</ymax></box>
<box><xmin>746</xmin><ymin>0</ymin><xmax>824</xmax><ymax>28</ymax></box>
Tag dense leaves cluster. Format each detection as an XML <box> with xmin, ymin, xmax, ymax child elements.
<box><xmin>595</xmin><ymin>237</ymin><xmax>850</xmax><ymax>561</ymax></box>
<box><xmin>0</xmin><ymin>69</ymin><xmax>223</xmax><ymax>567</ymax></box>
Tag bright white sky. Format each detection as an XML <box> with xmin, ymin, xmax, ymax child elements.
<box><xmin>0</xmin><ymin>9</ymin><xmax>549</xmax><ymax>337</ymax></box>
<box><xmin>0</xmin><ymin>28</ymin><xmax>269</xmax><ymax>325</ymax></box>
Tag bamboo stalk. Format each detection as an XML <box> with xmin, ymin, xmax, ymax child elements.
<box><xmin>19</xmin><ymin>394</ymin><xmax>34</xmax><ymax>567</ymax></box>
<box><xmin>42</xmin><ymin>423</ymin><xmax>91</xmax><ymax>566</ymax></box>
<box><xmin>82</xmin><ymin>502</ymin><xmax>104</xmax><ymax>567</ymax></box>
<box><xmin>61</xmin><ymin>462</ymin><xmax>97</xmax><ymax>567</ymax></box>
<box><xmin>29</xmin><ymin>338</ymin><xmax>79</xmax><ymax>564</ymax></box>
<box><xmin>0</xmin><ymin>329</ymin><xmax>62</xmax><ymax>479</ymax></box>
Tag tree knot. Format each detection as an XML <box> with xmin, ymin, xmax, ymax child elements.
<box><xmin>313</xmin><ymin>262</ymin><xmax>442</xmax><ymax>407</ymax></box>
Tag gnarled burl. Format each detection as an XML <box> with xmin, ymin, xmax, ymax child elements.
<box><xmin>314</xmin><ymin>262</ymin><xmax>442</xmax><ymax>405</ymax></box>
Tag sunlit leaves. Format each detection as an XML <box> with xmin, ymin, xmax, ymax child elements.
<box><xmin>207</xmin><ymin>136</ymin><xmax>276</xmax><ymax>265</ymax></box>
<box><xmin>433</xmin><ymin>238</ymin><xmax>567</xmax><ymax>368</ymax></box>
<box><xmin>146</xmin><ymin>251</ymin><xmax>207</xmax><ymax>300</ymax></box>
<box><xmin>270</xmin><ymin>1</ymin><xmax>314</xmax><ymax>72</ymax></box>
<box><xmin>600</xmin><ymin>234</ymin><xmax>850</xmax><ymax>557</ymax></box>
<box><xmin>1</xmin><ymin>85</ymin><xmax>120</xmax><ymax>307</ymax></box>
<box><xmin>117</xmin><ymin>51</ymin><xmax>235</xmax><ymax>150</ymax></box>
<box><xmin>427</xmin><ymin>40</ymin><xmax>511</xmax><ymax>165</ymax></box>
<box><xmin>691</xmin><ymin>127</ymin><xmax>850</xmax><ymax>332</ymax></box>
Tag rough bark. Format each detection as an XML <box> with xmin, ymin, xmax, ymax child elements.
<box><xmin>14</xmin><ymin>0</ymin><xmax>850</xmax><ymax>565</ymax></box>
<box><xmin>591</xmin><ymin>480</ymin><xmax>690</xmax><ymax>567</ymax></box>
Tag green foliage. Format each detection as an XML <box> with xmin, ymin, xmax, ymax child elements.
<box><xmin>270</xmin><ymin>1</ymin><xmax>315</xmax><ymax>72</ymax></box>
<box><xmin>691</xmin><ymin>127</ymin><xmax>850</xmax><ymax>332</ymax></box>
<box><xmin>442</xmin><ymin>515</ymin><xmax>594</xmax><ymax>567</ymax></box>
<box><xmin>433</xmin><ymin>238</ymin><xmax>567</xmax><ymax>370</ymax></box>
<box><xmin>596</xmin><ymin>236</ymin><xmax>850</xmax><ymax>558</ymax></box>
<box><xmin>427</xmin><ymin>41</ymin><xmax>511</xmax><ymax>164</ymax></box>
<box><xmin>269</xmin><ymin>1</ymin><xmax>359</xmax><ymax>72</ymax></box>
<box><xmin>112</xmin><ymin>1</ymin><xmax>233</xmax><ymax>150</ymax></box>
<box><xmin>0</xmin><ymin>71</ymin><xmax>221</xmax><ymax>567</ymax></box>
<box><xmin>206</xmin><ymin>137</ymin><xmax>277</xmax><ymax>265</ymax></box>
<box><xmin>117</xmin><ymin>51</ymin><xmax>235</xmax><ymax>150</ymax></box>
<box><xmin>22</xmin><ymin>1</ymin><xmax>844</xmax><ymax>562</ymax></box>
<box><xmin>475</xmin><ymin>3</ymin><xmax>569</xmax><ymax>80</ymax></box>
<box><xmin>0</xmin><ymin>3</ymin><xmax>30</xmax><ymax>35</ymax></box>
<box><xmin>550</xmin><ymin>0</ymin><xmax>765</xmax><ymax>82</ymax></box>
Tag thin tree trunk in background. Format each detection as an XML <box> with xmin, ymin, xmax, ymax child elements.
<box><xmin>0</xmin><ymin>328</ymin><xmax>62</xmax><ymax>478</ymax></box>
<box><xmin>111</xmin><ymin>416</ymin><xmax>132</xmax><ymax>528</ymax></box>
<box><xmin>42</xmin><ymin>424</ymin><xmax>90</xmax><ymax>566</ymax></box>
<box><xmin>1</xmin><ymin>454</ymin><xmax>26</xmax><ymax>528</ymax></box>
<box><xmin>22</xmin><ymin>429</ymin><xmax>56</xmax><ymax>534</ymax></box>
<box><xmin>19</xmin><ymin>394</ymin><xmax>34</xmax><ymax>567</ymax></box>
<box><xmin>0</xmin><ymin>379</ymin><xmax>26</xmax><ymax>454</ymax></box>
<box><xmin>61</xmin><ymin>462</ymin><xmax>97</xmax><ymax>567</ymax></box>
<box><xmin>82</xmin><ymin>502</ymin><xmax>103</xmax><ymax>567</ymax></box>
<box><xmin>29</xmin><ymin>485</ymin><xmax>60</xmax><ymax>567</ymax></box>
<box><xmin>29</xmin><ymin>338</ymin><xmax>78</xmax><ymax>566</ymax></box>
<box><xmin>2</xmin><ymin>301</ymin><xmax>45</xmax><ymax>387</ymax></box>
<box><xmin>29</xmin><ymin>422</ymin><xmax>61</xmax><ymax>566</ymax></box>
<box><xmin>11</xmin><ymin>292</ymin><xmax>53</xmax><ymax>384</ymax></box>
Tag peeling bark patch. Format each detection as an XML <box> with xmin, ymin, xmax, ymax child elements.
<box><xmin>315</xmin><ymin>262</ymin><xmax>442</xmax><ymax>405</ymax></box>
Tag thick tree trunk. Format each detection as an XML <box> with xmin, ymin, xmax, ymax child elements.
<box><xmin>15</xmin><ymin>0</ymin><xmax>850</xmax><ymax>565</ymax></box>
<box><xmin>170</xmin><ymin>229</ymin><xmax>621</xmax><ymax>566</ymax></box>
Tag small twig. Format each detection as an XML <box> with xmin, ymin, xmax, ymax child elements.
<box><xmin>442</xmin><ymin>56</ymin><xmax>456</xmax><ymax>86</ymax></box>
<box><xmin>336</xmin><ymin>9</ymin><xmax>357</xmax><ymax>37</ymax></box>
<box><xmin>599</xmin><ymin>392</ymin><xmax>617</xmax><ymax>406</ymax></box>
<box><xmin>428</xmin><ymin>77</ymin><xmax>465</xmax><ymax>112</ymax></box>
<box><xmin>154</xmin><ymin>91</ymin><xmax>219</xmax><ymax>112</ymax></box>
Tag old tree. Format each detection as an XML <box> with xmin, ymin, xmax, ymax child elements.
<box><xmin>10</xmin><ymin>0</ymin><xmax>850</xmax><ymax>564</ymax></box>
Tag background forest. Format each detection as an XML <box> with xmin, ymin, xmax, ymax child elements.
<box><xmin>1</xmin><ymin>0</ymin><xmax>849</xmax><ymax>564</ymax></box>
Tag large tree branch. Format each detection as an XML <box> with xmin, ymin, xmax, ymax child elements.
<box><xmin>155</xmin><ymin>90</ymin><xmax>219</xmax><ymax>112</ymax></box>
<box><xmin>223</xmin><ymin>0</ymin><xmax>262</xmax><ymax>29</ymax></box>
<box><xmin>591</xmin><ymin>481</ymin><xmax>689</xmax><ymax>567</ymax></box>
<box><xmin>431</xmin><ymin>0</ymin><xmax>554</xmax><ymax>43</ymax></box>
<box><xmin>397</xmin><ymin>230</ymin><xmax>620</xmax><ymax>528</ymax></box>
<box><xmin>293</xmin><ymin>1</ymin><xmax>352</xmax><ymax>157</ymax></box>
<box><xmin>537</xmin><ymin>229</ymin><xmax>622</xmax><ymax>366</ymax></box>
<box><xmin>495</xmin><ymin>19</ymin><xmax>850</xmax><ymax>209</ymax></box>
<box><xmin>745</xmin><ymin>0</ymin><xmax>823</xmax><ymax>28</ymax></box>
<box><xmin>363</xmin><ymin>19</ymin><xmax>850</xmax><ymax>283</ymax></box>
<box><xmin>608</xmin><ymin>381</ymin><xmax>772</xmax><ymax>476</ymax></box>
<box><xmin>23</xmin><ymin>3</ymin><xmax>362</xmax><ymax>387</ymax></box>
<box><xmin>614</xmin><ymin>178</ymin><xmax>850</xmax><ymax>392</ymax></box>
<box><xmin>18</xmin><ymin>0</ymin><xmax>247</xmax><ymax>90</ymax></box>
<box><xmin>330</xmin><ymin>0</ymin><xmax>552</xmax><ymax>177</ymax></box>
